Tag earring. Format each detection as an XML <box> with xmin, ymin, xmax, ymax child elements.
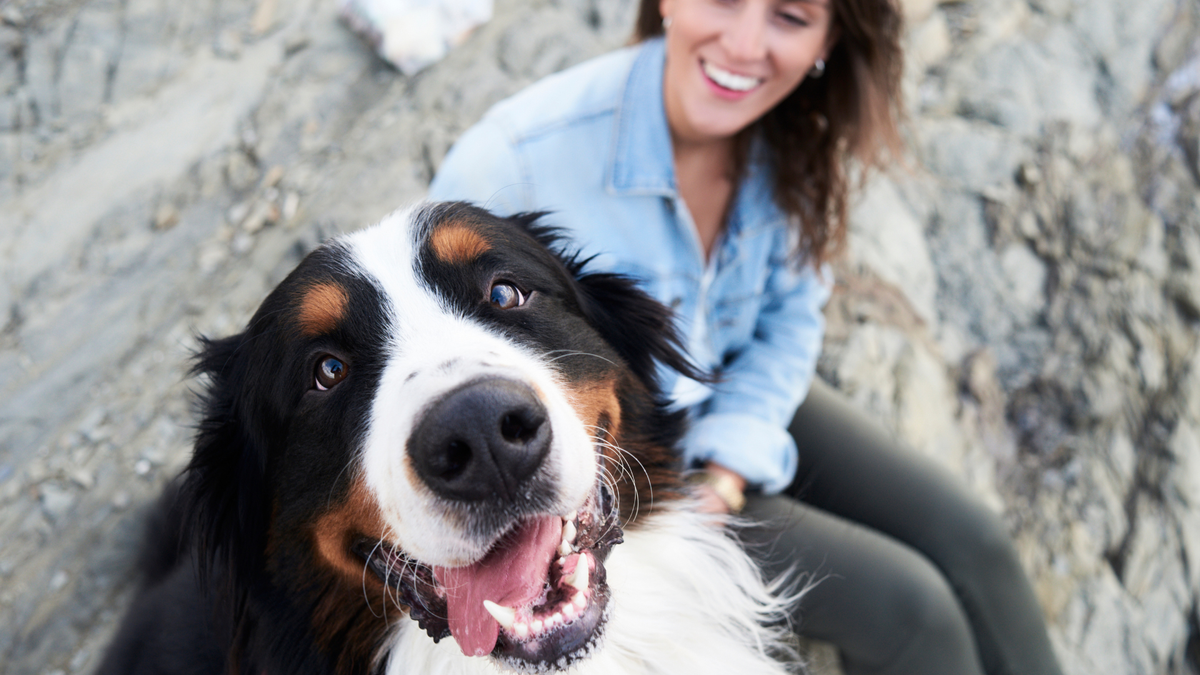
<box><xmin>662</xmin><ymin>16</ymin><xmax>672</xmax><ymax>29</ymax></box>
<box><xmin>810</xmin><ymin>58</ymin><xmax>826</xmax><ymax>78</ymax></box>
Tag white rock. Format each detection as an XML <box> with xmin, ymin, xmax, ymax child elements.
<box><xmin>848</xmin><ymin>176</ymin><xmax>939</xmax><ymax>326</ymax></box>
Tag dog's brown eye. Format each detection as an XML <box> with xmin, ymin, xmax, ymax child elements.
<box><xmin>315</xmin><ymin>356</ymin><xmax>348</xmax><ymax>391</ymax></box>
<box><xmin>489</xmin><ymin>282</ymin><xmax>525</xmax><ymax>310</ymax></box>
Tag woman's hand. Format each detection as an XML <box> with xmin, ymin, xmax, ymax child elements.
<box><xmin>691</xmin><ymin>462</ymin><xmax>748</xmax><ymax>515</ymax></box>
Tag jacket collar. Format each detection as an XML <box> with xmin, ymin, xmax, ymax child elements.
<box><xmin>608</xmin><ymin>38</ymin><xmax>676</xmax><ymax>196</ymax></box>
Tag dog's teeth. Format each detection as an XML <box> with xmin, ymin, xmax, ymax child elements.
<box><xmin>563</xmin><ymin>603</ymin><xmax>577</xmax><ymax>620</ymax></box>
<box><xmin>559</xmin><ymin>540</ymin><xmax>573</xmax><ymax>557</ymax></box>
<box><xmin>532</xmin><ymin>618</ymin><xmax>544</xmax><ymax>633</ymax></box>
<box><xmin>563</xmin><ymin>520</ymin><xmax>577</xmax><ymax>544</ymax></box>
<box><xmin>566</xmin><ymin>510</ymin><xmax>577</xmax><ymax>523</ymax></box>
<box><xmin>514</xmin><ymin>622</ymin><xmax>530</xmax><ymax>640</ymax></box>
<box><xmin>572</xmin><ymin>591</ymin><xmax>587</xmax><ymax>609</ymax></box>
<box><xmin>483</xmin><ymin>600</ymin><xmax>516</xmax><ymax>630</ymax></box>
<box><xmin>567</xmin><ymin>559</ymin><xmax>590</xmax><ymax>591</ymax></box>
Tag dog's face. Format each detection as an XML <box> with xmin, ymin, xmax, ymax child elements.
<box><xmin>186</xmin><ymin>202</ymin><xmax>694</xmax><ymax>673</ymax></box>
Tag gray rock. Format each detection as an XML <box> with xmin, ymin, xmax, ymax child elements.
<box><xmin>39</xmin><ymin>484</ymin><xmax>75</xmax><ymax>523</ymax></box>
<box><xmin>920</xmin><ymin>117</ymin><xmax>1027</xmax><ymax>192</ymax></box>
<box><xmin>2</xmin><ymin>0</ymin><xmax>1199</xmax><ymax>674</ymax></box>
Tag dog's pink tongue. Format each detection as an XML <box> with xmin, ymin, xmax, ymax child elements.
<box><xmin>434</xmin><ymin>516</ymin><xmax>563</xmax><ymax>657</ymax></box>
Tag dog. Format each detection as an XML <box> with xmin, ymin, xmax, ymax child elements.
<box><xmin>97</xmin><ymin>202</ymin><xmax>795</xmax><ymax>675</ymax></box>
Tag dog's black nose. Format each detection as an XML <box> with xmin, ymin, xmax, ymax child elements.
<box><xmin>409</xmin><ymin>377</ymin><xmax>552</xmax><ymax>503</ymax></box>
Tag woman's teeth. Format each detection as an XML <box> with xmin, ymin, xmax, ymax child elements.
<box><xmin>702</xmin><ymin>62</ymin><xmax>762</xmax><ymax>92</ymax></box>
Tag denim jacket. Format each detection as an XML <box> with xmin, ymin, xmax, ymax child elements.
<box><xmin>428</xmin><ymin>37</ymin><xmax>830</xmax><ymax>493</ymax></box>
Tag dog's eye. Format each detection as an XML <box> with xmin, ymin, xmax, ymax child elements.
<box><xmin>315</xmin><ymin>356</ymin><xmax>348</xmax><ymax>391</ymax></box>
<box><xmin>489</xmin><ymin>282</ymin><xmax>525</xmax><ymax>310</ymax></box>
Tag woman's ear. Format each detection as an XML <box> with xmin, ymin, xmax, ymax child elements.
<box><xmin>659</xmin><ymin>0</ymin><xmax>675</xmax><ymax>26</ymax></box>
<box><xmin>821</xmin><ymin>22</ymin><xmax>841</xmax><ymax>61</ymax></box>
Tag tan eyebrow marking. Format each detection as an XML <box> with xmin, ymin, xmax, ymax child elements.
<box><xmin>431</xmin><ymin>221</ymin><xmax>491</xmax><ymax>264</ymax></box>
<box><xmin>297</xmin><ymin>282</ymin><xmax>350</xmax><ymax>336</ymax></box>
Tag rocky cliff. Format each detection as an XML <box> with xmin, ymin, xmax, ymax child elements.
<box><xmin>0</xmin><ymin>0</ymin><xmax>1197</xmax><ymax>673</ymax></box>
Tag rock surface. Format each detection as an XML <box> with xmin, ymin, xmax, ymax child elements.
<box><xmin>0</xmin><ymin>0</ymin><xmax>1197</xmax><ymax>673</ymax></box>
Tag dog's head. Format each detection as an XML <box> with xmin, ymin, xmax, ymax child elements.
<box><xmin>184</xmin><ymin>202</ymin><xmax>700</xmax><ymax>672</ymax></box>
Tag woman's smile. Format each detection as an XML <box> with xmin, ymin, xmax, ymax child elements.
<box><xmin>700</xmin><ymin>60</ymin><xmax>764</xmax><ymax>96</ymax></box>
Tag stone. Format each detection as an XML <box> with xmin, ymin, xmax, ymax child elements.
<box><xmin>907</xmin><ymin>11</ymin><xmax>953</xmax><ymax>69</ymax></box>
<box><xmin>920</xmin><ymin>117</ymin><xmax>1026</xmax><ymax>192</ymax></box>
<box><xmin>39</xmin><ymin>484</ymin><xmax>75</xmax><ymax>523</ymax></box>
<box><xmin>998</xmin><ymin>243</ymin><xmax>1047</xmax><ymax>321</ymax></box>
<box><xmin>848</xmin><ymin>176</ymin><xmax>939</xmax><ymax>325</ymax></box>
<box><xmin>899</xmin><ymin>0</ymin><xmax>940</xmax><ymax>23</ymax></box>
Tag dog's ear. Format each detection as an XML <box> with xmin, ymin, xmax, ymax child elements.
<box><xmin>571</xmin><ymin>270</ymin><xmax>709</xmax><ymax>392</ymax></box>
<box><xmin>510</xmin><ymin>212</ymin><xmax>710</xmax><ymax>393</ymax></box>
<box><xmin>181</xmin><ymin>331</ymin><xmax>272</xmax><ymax>587</ymax></box>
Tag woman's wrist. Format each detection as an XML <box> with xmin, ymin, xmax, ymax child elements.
<box><xmin>690</xmin><ymin>463</ymin><xmax>747</xmax><ymax>514</ymax></box>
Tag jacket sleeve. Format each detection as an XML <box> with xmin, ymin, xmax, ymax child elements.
<box><xmin>680</xmin><ymin>256</ymin><xmax>831</xmax><ymax>494</ymax></box>
<box><xmin>427</xmin><ymin>116</ymin><xmax>531</xmax><ymax>215</ymax></box>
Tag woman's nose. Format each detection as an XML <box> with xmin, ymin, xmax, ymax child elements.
<box><xmin>720</xmin><ymin>4</ymin><xmax>769</xmax><ymax>62</ymax></box>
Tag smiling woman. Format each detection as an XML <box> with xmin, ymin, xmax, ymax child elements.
<box><xmin>428</xmin><ymin>0</ymin><xmax>1064</xmax><ymax>673</ymax></box>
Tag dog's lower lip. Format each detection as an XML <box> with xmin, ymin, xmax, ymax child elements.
<box><xmin>355</xmin><ymin>481</ymin><xmax>623</xmax><ymax>668</ymax></box>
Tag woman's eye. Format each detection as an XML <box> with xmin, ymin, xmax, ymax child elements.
<box><xmin>777</xmin><ymin>11</ymin><xmax>809</xmax><ymax>27</ymax></box>
<box><xmin>315</xmin><ymin>356</ymin><xmax>348</xmax><ymax>391</ymax></box>
<box><xmin>489</xmin><ymin>282</ymin><xmax>526</xmax><ymax>310</ymax></box>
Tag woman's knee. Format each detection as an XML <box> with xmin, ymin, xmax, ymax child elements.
<box><xmin>842</xmin><ymin>560</ymin><xmax>980</xmax><ymax>674</ymax></box>
<box><xmin>927</xmin><ymin>498</ymin><xmax>1026</xmax><ymax>585</ymax></box>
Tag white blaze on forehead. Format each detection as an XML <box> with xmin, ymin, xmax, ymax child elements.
<box><xmin>343</xmin><ymin>206</ymin><xmax>597</xmax><ymax>566</ymax></box>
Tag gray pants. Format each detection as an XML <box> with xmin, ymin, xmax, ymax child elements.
<box><xmin>739</xmin><ymin>380</ymin><xmax>1063</xmax><ymax>675</ymax></box>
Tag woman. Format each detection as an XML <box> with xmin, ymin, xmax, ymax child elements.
<box><xmin>429</xmin><ymin>1</ymin><xmax>1064</xmax><ymax>673</ymax></box>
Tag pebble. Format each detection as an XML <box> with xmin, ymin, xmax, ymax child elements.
<box><xmin>40</xmin><ymin>484</ymin><xmax>76</xmax><ymax>522</ymax></box>
<box><xmin>69</xmin><ymin>649</ymin><xmax>91</xmax><ymax>673</ymax></box>
<box><xmin>68</xmin><ymin>470</ymin><xmax>94</xmax><ymax>490</ymax></box>
<box><xmin>49</xmin><ymin>570</ymin><xmax>69</xmax><ymax>591</ymax></box>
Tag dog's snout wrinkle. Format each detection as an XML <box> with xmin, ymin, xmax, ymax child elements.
<box><xmin>410</xmin><ymin>377</ymin><xmax>552</xmax><ymax>503</ymax></box>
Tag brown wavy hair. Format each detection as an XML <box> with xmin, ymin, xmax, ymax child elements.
<box><xmin>634</xmin><ymin>0</ymin><xmax>905</xmax><ymax>266</ymax></box>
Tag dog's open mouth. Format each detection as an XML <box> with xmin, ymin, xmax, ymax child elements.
<box><xmin>356</xmin><ymin>483</ymin><xmax>622</xmax><ymax>671</ymax></box>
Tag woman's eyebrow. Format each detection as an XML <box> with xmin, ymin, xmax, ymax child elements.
<box><xmin>786</xmin><ymin>0</ymin><xmax>831</xmax><ymax>7</ymax></box>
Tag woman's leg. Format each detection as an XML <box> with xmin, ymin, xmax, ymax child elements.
<box><xmin>740</xmin><ymin>494</ymin><xmax>985</xmax><ymax>675</ymax></box>
<box><xmin>777</xmin><ymin>378</ymin><xmax>1063</xmax><ymax>675</ymax></box>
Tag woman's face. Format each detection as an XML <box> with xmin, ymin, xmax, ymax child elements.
<box><xmin>659</xmin><ymin>0</ymin><xmax>835</xmax><ymax>147</ymax></box>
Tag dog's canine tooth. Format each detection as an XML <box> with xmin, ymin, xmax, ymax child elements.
<box><xmin>559</xmin><ymin>540</ymin><xmax>573</xmax><ymax>557</ymax></box>
<box><xmin>563</xmin><ymin>520</ymin><xmax>577</xmax><ymax>545</ymax></box>
<box><xmin>483</xmin><ymin>600</ymin><xmax>517</xmax><ymax>630</ymax></box>
<box><xmin>565</xmin><ymin>510</ymin><xmax>577</xmax><ymax>523</ymax></box>
<box><xmin>567</xmin><ymin>558</ymin><xmax>589</xmax><ymax>592</ymax></box>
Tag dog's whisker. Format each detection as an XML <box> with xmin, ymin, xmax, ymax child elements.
<box><xmin>541</xmin><ymin>350</ymin><xmax>618</xmax><ymax>367</ymax></box>
<box><xmin>588</xmin><ymin>429</ymin><xmax>655</xmax><ymax>524</ymax></box>
<box><xmin>362</xmin><ymin>539</ymin><xmax>388</xmax><ymax>619</ymax></box>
